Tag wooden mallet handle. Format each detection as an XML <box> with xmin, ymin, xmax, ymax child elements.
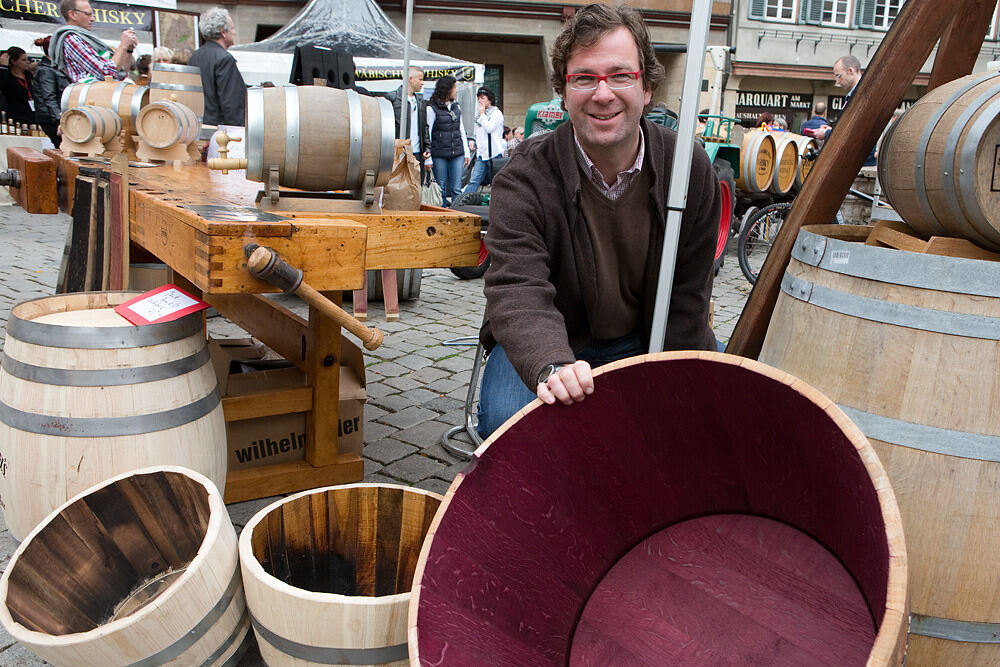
<box><xmin>246</xmin><ymin>245</ymin><xmax>384</xmax><ymax>350</ymax></box>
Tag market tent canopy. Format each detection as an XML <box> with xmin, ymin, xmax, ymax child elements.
<box><xmin>231</xmin><ymin>0</ymin><xmax>458</xmax><ymax>61</ymax></box>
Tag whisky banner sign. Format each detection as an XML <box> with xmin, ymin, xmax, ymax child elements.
<box><xmin>355</xmin><ymin>64</ymin><xmax>476</xmax><ymax>83</ymax></box>
<box><xmin>0</xmin><ymin>0</ymin><xmax>153</xmax><ymax>31</ymax></box>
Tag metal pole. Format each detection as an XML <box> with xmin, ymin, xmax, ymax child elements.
<box><xmin>648</xmin><ymin>0</ymin><xmax>713</xmax><ymax>353</ymax></box>
<box><xmin>399</xmin><ymin>0</ymin><xmax>415</xmax><ymax>140</ymax></box>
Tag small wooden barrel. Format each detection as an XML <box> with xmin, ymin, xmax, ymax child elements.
<box><xmin>411</xmin><ymin>353</ymin><xmax>908</xmax><ymax>666</ymax></box>
<box><xmin>734</xmin><ymin>129</ymin><xmax>775</xmax><ymax>192</ymax></box>
<box><xmin>878</xmin><ymin>71</ymin><xmax>1000</xmax><ymax>250</ymax></box>
<box><xmin>792</xmin><ymin>133</ymin><xmax>818</xmax><ymax>189</ymax></box>
<box><xmin>767</xmin><ymin>131</ymin><xmax>799</xmax><ymax>195</ymax></box>
<box><xmin>59</xmin><ymin>105</ymin><xmax>121</xmax><ymax>144</ymax></box>
<box><xmin>60</xmin><ymin>76</ymin><xmax>148</xmax><ymax>137</ymax></box>
<box><xmin>760</xmin><ymin>224</ymin><xmax>1000</xmax><ymax>666</ymax></box>
<box><xmin>241</xmin><ymin>483</ymin><xmax>442</xmax><ymax>666</ymax></box>
<box><xmin>149</xmin><ymin>62</ymin><xmax>205</xmax><ymax>120</ymax></box>
<box><xmin>0</xmin><ymin>292</ymin><xmax>227</xmax><ymax>541</ymax></box>
<box><xmin>245</xmin><ymin>84</ymin><xmax>396</xmax><ymax>191</ymax></box>
<box><xmin>0</xmin><ymin>466</ymin><xmax>249</xmax><ymax>666</ymax></box>
<box><xmin>136</xmin><ymin>100</ymin><xmax>200</xmax><ymax>149</ymax></box>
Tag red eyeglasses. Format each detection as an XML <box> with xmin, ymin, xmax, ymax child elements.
<box><xmin>566</xmin><ymin>70</ymin><xmax>643</xmax><ymax>91</ymax></box>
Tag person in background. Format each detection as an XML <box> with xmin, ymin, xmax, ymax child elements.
<box><xmin>171</xmin><ymin>47</ymin><xmax>192</xmax><ymax>65</ymax></box>
<box><xmin>463</xmin><ymin>85</ymin><xmax>505</xmax><ymax>193</ymax></box>
<box><xmin>153</xmin><ymin>46</ymin><xmax>173</xmax><ymax>64</ymax></box>
<box><xmin>754</xmin><ymin>111</ymin><xmax>774</xmax><ymax>128</ymax></box>
<box><xmin>0</xmin><ymin>48</ymin><xmax>38</xmax><ymax>128</ymax></box>
<box><xmin>503</xmin><ymin>126</ymin><xmax>515</xmax><ymax>155</ymax></box>
<box><xmin>134</xmin><ymin>54</ymin><xmax>151</xmax><ymax>85</ymax></box>
<box><xmin>773</xmin><ymin>115</ymin><xmax>788</xmax><ymax>130</ymax></box>
<box><xmin>799</xmin><ymin>101</ymin><xmax>829</xmax><ymax>138</ymax></box>
<box><xmin>476</xmin><ymin>3</ymin><xmax>720</xmax><ymax>438</ymax></box>
<box><xmin>811</xmin><ymin>55</ymin><xmax>876</xmax><ymax>167</ymax></box>
<box><xmin>513</xmin><ymin>126</ymin><xmax>524</xmax><ymax>143</ymax></box>
<box><xmin>51</xmin><ymin>0</ymin><xmax>137</xmax><ymax>83</ymax></box>
<box><xmin>425</xmin><ymin>75</ymin><xmax>469</xmax><ymax>207</ymax></box>
<box><xmin>31</xmin><ymin>36</ymin><xmax>70</xmax><ymax>146</ymax></box>
<box><xmin>189</xmin><ymin>7</ymin><xmax>246</xmax><ymax>127</ymax></box>
<box><xmin>384</xmin><ymin>65</ymin><xmax>429</xmax><ymax>165</ymax></box>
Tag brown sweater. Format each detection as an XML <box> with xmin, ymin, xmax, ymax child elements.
<box><xmin>481</xmin><ymin>118</ymin><xmax>720</xmax><ymax>389</ymax></box>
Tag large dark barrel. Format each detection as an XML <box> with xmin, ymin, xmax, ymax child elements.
<box><xmin>878</xmin><ymin>71</ymin><xmax>1000</xmax><ymax>250</ymax></box>
<box><xmin>245</xmin><ymin>85</ymin><xmax>395</xmax><ymax>192</ymax></box>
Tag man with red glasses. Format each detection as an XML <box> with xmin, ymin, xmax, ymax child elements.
<box><xmin>476</xmin><ymin>2</ymin><xmax>720</xmax><ymax>438</ymax></box>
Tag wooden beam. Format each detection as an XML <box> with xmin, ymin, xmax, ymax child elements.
<box><xmin>725</xmin><ymin>0</ymin><xmax>960</xmax><ymax>359</ymax></box>
<box><xmin>928</xmin><ymin>0</ymin><xmax>997</xmax><ymax>91</ymax></box>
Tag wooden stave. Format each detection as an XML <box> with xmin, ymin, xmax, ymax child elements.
<box><xmin>758</xmin><ymin>225</ymin><xmax>1000</xmax><ymax>666</ymax></box>
<box><xmin>60</xmin><ymin>106</ymin><xmax>121</xmax><ymax>144</ymax></box>
<box><xmin>0</xmin><ymin>466</ymin><xmax>249</xmax><ymax>666</ymax></box>
<box><xmin>408</xmin><ymin>352</ymin><xmax>908</xmax><ymax>666</ymax></box>
<box><xmin>240</xmin><ymin>483</ymin><xmax>442</xmax><ymax>667</ymax></box>
<box><xmin>878</xmin><ymin>72</ymin><xmax>1000</xmax><ymax>250</ymax></box>
<box><xmin>245</xmin><ymin>85</ymin><xmax>396</xmax><ymax>192</ymax></box>
<box><xmin>0</xmin><ymin>292</ymin><xmax>227</xmax><ymax>541</ymax></box>
<box><xmin>735</xmin><ymin>130</ymin><xmax>776</xmax><ymax>193</ymax></box>
<box><xmin>136</xmin><ymin>100</ymin><xmax>200</xmax><ymax>149</ymax></box>
<box><xmin>767</xmin><ymin>131</ymin><xmax>800</xmax><ymax>195</ymax></box>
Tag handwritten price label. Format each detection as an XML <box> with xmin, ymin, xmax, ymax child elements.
<box><xmin>114</xmin><ymin>285</ymin><xmax>210</xmax><ymax>325</ymax></box>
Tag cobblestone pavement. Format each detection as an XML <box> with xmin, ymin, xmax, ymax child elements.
<box><xmin>0</xmin><ymin>204</ymin><xmax>750</xmax><ymax>665</ymax></box>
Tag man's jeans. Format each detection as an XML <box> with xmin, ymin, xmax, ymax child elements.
<box><xmin>462</xmin><ymin>158</ymin><xmax>493</xmax><ymax>194</ymax></box>
<box><xmin>476</xmin><ymin>331</ymin><xmax>644</xmax><ymax>440</ymax></box>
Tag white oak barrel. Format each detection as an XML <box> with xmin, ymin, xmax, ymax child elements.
<box><xmin>60</xmin><ymin>105</ymin><xmax>121</xmax><ymax>145</ymax></box>
<box><xmin>734</xmin><ymin>129</ymin><xmax>775</xmax><ymax>193</ymax></box>
<box><xmin>245</xmin><ymin>84</ymin><xmax>396</xmax><ymax>191</ymax></box>
<box><xmin>240</xmin><ymin>483</ymin><xmax>442</xmax><ymax>666</ymax></box>
<box><xmin>0</xmin><ymin>292</ymin><xmax>227</xmax><ymax>541</ymax></box>
<box><xmin>878</xmin><ymin>71</ymin><xmax>1000</xmax><ymax>250</ymax></box>
<box><xmin>759</xmin><ymin>224</ymin><xmax>1000</xmax><ymax>666</ymax></box>
<box><xmin>61</xmin><ymin>76</ymin><xmax>148</xmax><ymax>139</ymax></box>
<box><xmin>791</xmin><ymin>133</ymin><xmax>818</xmax><ymax>190</ymax></box>
<box><xmin>410</xmin><ymin>352</ymin><xmax>908</xmax><ymax>666</ymax></box>
<box><xmin>149</xmin><ymin>62</ymin><xmax>204</xmax><ymax>120</ymax></box>
<box><xmin>136</xmin><ymin>100</ymin><xmax>200</xmax><ymax>150</ymax></box>
<box><xmin>767</xmin><ymin>131</ymin><xmax>799</xmax><ymax>195</ymax></box>
<box><xmin>0</xmin><ymin>466</ymin><xmax>249</xmax><ymax>666</ymax></box>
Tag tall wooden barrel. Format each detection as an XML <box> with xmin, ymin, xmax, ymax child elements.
<box><xmin>240</xmin><ymin>483</ymin><xmax>442</xmax><ymax>666</ymax></box>
<box><xmin>149</xmin><ymin>62</ymin><xmax>204</xmax><ymax>120</ymax></box>
<box><xmin>0</xmin><ymin>292</ymin><xmax>227</xmax><ymax>541</ymax></box>
<box><xmin>136</xmin><ymin>100</ymin><xmax>200</xmax><ymax>149</ymax></box>
<box><xmin>60</xmin><ymin>105</ymin><xmax>121</xmax><ymax>144</ymax></box>
<box><xmin>60</xmin><ymin>76</ymin><xmax>148</xmax><ymax>138</ymax></box>
<box><xmin>734</xmin><ymin>129</ymin><xmax>775</xmax><ymax>192</ymax></box>
<box><xmin>245</xmin><ymin>84</ymin><xmax>395</xmax><ymax>191</ymax></box>
<box><xmin>767</xmin><ymin>131</ymin><xmax>799</xmax><ymax>195</ymax></box>
<box><xmin>0</xmin><ymin>466</ymin><xmax>249</xmax><ymax>666</ymax></box>
<box><xmin>792</xmin><ymin>133</ymin><xmax>818</xmax><ymax>189</ymax></box>
<box><xmin>411</xmin><ymin>353</ymin><xmax>908</xmax><ymax>666</ymax></box>
<box><xmin>759</xmin><ymin>224</ymin><xmax>1000</xmax><ymax>666</ymax></box>
<box><xmin>878</xmin><ymin>71</ymin><xmax>1000</xmax><ymax>250</ymax></box>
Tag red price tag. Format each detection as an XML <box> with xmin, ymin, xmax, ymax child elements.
<box><xmin>113</xmin><ymin>284</ymin><xmax>210</xmax><ymax>326</ymax></box>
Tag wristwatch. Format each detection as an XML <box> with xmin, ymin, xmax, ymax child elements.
<box><xmin>537</xmin><ymin>363</ymin><xmax>564</xmax><ymax>385</ymax></box>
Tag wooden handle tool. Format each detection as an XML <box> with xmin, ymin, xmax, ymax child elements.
<box><xmin>245</xmin><ymin>244</ymin><xmax>384</xmax><ymax>350</ymax></box>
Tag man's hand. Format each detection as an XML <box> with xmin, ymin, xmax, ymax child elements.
<box><xmin>464</xmin><ymin>157</ymin><xmax>471</xmax><ymax>167</ymax></box>
<box><xmin>120</xmin><ymin>29</ymin><xmax>138</xmax><ymax>51</ymax></box>
<box><xmin>814</xmin><ymin>124</ymin><xmax>832</xmax><ymax>140</ymax></box>
<box><xmin>536</xmin><ymin>360</ymin><xmax>594</xmax><ymax>405</ymax></box>
<box><xmin>0</xmin><ymin>52</ymin><xmax>9</xmax><ymax>67</ymax></box>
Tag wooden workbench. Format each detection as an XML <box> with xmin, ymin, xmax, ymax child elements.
<box><xmin>41</xmin><ymin>153</ymin><xmax>482</xmax><ymax>502</ymax></box>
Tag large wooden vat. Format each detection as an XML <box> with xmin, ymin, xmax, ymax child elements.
<box><xmin>878</xmin><ymin>71</ymin><xmax>1000</xmax><ymax>250</ymax></box>
<box><xmin>768</xmin><ymin>131</ymin><xmax>799</xmax><ymax>195</ymax></box>
<box><xmin>0</xmin><ymin>466</ymin><xmax>249</xmax><ymax>666</ymax></box>
<box><xmin>410</xmin><ymin>353</ymin><xmax>908</xmax><ymax>666</ymax></box>
<box><xmin>0</xmin><ymin>292</ymin><xmax>227</xmax><ymax>541</ymax></box>
<box><xmin>759</xmin><ymin>224</ymin><xmax>1000</xmax><ymax>666</ymax></box>
<box><xmin>245</xmin><ymin>84</ymin><xmax>396</xmax><ymax>191</ymax></box>
<box><xmin>60</xmin><ymin>105</ymin><xmax>121</xmax><ymax>144</ymax></box>
<box><xmin>149</xmin><ymin>62</ymin><xmax>205</xmax><ymax>120</ymax></box>
<box><xmin>136</xmin><ymin>100</ymin><xmax>200</xmax><ymax>149</ymax></box>
<box><xmin>60</xmin><ymin>77</ymin><xmax>148</xmax><ymax>138</ymax></box>
<box><xmin>240</xmin><ymin>483</ymin><xmax>442</xmax><ymax>666</ymax></box>
<box><xmin>734</xmin><ymin>129</ymin><xmax>775</xmax><ymax>192</ymax></box>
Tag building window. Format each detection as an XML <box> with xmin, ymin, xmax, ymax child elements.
<box><xmin>855</xmin><ymin>0</ymin><xmax>905</xmax><ymax>30</ymax></box>
<box><xmin>801</xmin><ymin>0</ymin><xmax>850</xmax><ymax>27</ymax></box>
<box><xmin>749</xmin><ymin>0</ymin><xmax>798</xmax><ymax>23</ymax></box>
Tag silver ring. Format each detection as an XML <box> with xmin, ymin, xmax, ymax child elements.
<box><xmin>151</xmin><ymin>62</ymin><xmax>201</xmax><ymax>75</ymax></box>
<box><xmin>131</xmin><ymin>85</ymin><xmax>148</xmax><ymax>127</ymax></box>
<box><xmin>956</xmin><ymin>95</ymin><xmax>1000</xmax><ymax>248</ymax></box>
<box><xmin>284</xmin><ymin>86</ymin><xmax>299</xmax><ymax>185</ymax></box>
<box><xmin>110</xmin><ymin>81</ymin><xmax>129</xmax><ymax>118</ymax></box>
<box><xmin>2</xmin><ymin>347</ymin><xmax>211</xmax><ymax>386</ymax></box>
<box><xmin>346</xmin><ymin>88</ymin><xmax>363</xmax><ymax>188</ymax></box>
<box><xmin>376</xmin><ymin>95</ymin><xmax>395</xmax><ymax>186</ymax></box>
<box><xmin>151</xmin><ymin>82</ymin><xmax>203</xmax><ymax>92</ymax></box>
<box><xmin>76</xmin><ymin>81</ymin><xmax>94</xmax><ymax>107</ymax></box>
<box><xmin>246</xmin><ymin>87</ymin><xmax>264</xmax><ymax>182</ymax></box>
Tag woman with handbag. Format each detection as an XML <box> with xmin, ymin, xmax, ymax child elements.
<box><xmin>426</xmin><ymin>75</ymin><xmax>469</xmax><ymax>207</ymax></box>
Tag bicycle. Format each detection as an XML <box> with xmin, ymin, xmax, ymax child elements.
<box><xmin>736</xmin><ymin>187</ymin><xmax>876</xmax><ymax>284</ymax></box>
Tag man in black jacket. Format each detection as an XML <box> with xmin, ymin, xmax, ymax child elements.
<box><xmin>189</xmin><ymin>7</ymin><xmax>246</xmax><ymax>126</ymax></box>
<box><xmin>384</xmin><ymin>66</ymin><xmax>429</xmax><ymax>163</ymax></box>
